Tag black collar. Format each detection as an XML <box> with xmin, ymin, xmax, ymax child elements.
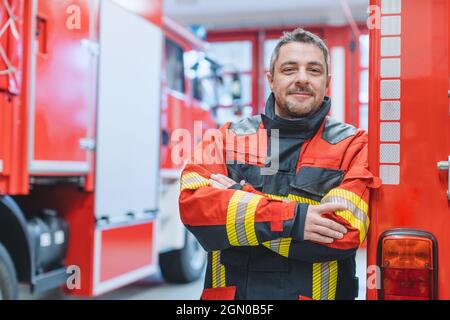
<box><xmin>262</xmin><ymin>93</ymin><xmax>331</xmax><ymax>139</ymax></box>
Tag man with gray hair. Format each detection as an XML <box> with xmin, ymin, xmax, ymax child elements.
<box><xmin>179</xmin><ymin>28</ymin><xmax>380</xmax><ymax>300</ymax></box>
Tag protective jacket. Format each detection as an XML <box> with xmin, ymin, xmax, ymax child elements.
<box><xmin>179</xmin><ymin>94</ymin><xmax>381</xmax><ymax>300</ymax></box>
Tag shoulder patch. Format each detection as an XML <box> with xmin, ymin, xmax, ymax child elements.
<box><xmin>322</xmin><ymin>117</ymin><xmax>357</xmax><ymax>144</ymax></box>
<box><xmin>229</xmin><ymin>115</ymin><xmax>262</xmax><ymax>136</ymax></box>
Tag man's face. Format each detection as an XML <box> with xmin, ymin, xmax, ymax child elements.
<box><xmin>267</xmin><ymin>42</ymin><xmax>331</xmax><ymax>119</ymax></box>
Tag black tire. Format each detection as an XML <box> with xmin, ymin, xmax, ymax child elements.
<box><xmin>159</xmin><ymin>230</ymin><xmax>206</xmax><ymax>284</ymax></box>
<box><xmin>0</xmin><ymin>242</ymin><xmax>18</xmax><ymax>300</ymax></box>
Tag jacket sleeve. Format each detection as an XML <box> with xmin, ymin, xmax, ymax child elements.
<box><xmin>258</xmin><ymin>131</ymin><xmax>381</xmax><ymax>263</ymax></box>
<box><xmin>179</xmin><ymin>125</ymin><xmax>304</xmax><ymax>252</ymax></box>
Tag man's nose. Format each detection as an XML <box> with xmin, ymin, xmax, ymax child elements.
<box><xmin>294</xmin><ymin>68</ymin><xmax>309</xmax><ymax>84</ymax></box>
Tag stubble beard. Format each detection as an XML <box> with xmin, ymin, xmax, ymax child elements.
<box><xmin>283</xmin><ymin>99</ymin><xmax>315</xmax><ymax>118</ymax></box>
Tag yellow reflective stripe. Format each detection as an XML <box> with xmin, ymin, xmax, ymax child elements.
<box><xmin>235</xmin><ymin>193</ymin><xmax>254</xmax><ymax>245</ymax></box>
<box><xmin>322</xmin><ymin>189</ymin><xmax>370</xmax><ymax>244</ymax></box>
<box><xmin>226</xmin><ymin>191</ymin><xmax>245</xmax><ymax>246</ymax></box>
<box><xmin>312</xmin><ymin>263</ymin><xmax>322</xmax><ymax>300</ymax></box>
<box><xmin>180</xmin><ymin>172</ymin><xmax>210</xmax><ymax>191</ymax></box>
<box><xmin>212</xmin><ymin>251</ymin><xmax>218</xmax><ymax>288</ymax></box>
<box><xmin>219</xmin><ymin>264</ymin><xmax>226</xmax><ymax>287</ymax></box>
<box><xmin>288</xmin><ymin>194</ymin><xmax>320</xmax><ymax>205</ymax></box>
<box><xmin>267</xmin><ymin>194</ymin><xmax>286</xmax><ymax>200</ymax></box>
<box><xmin>326</xmin><ymin>188</ymin><xmax>368</xmax><ymax>214</ymax></box>
<box><xmin>182</xmin><ymin>172</ymin><xmax>199</xmax><ymax>180</ymax></box>
<box><xmin>244</xmin><ymin>194</ymin><xmax>263</xmax><ymax>246</ymax></box>
<box><xmin>279</xmin><ymin>238</ymin><xmax>292</xmax><ymax>258</ymax></box>
<box><xmin>266</xmin><ymin>193</ymin><xmax>320</xmax><ymax>205</ymax></box>
<box><xmin>312</xmin><ymin>261</ymin><xmax>338</xmax><ymax>300</ymax></box>
<box><xmin>321</xmin><ymin>196</ymin><xmax>369</xmax><ymax>232</ymax></box>
<box><xmin>262</xmin><ymin>241</ymin><xmax>271</xmax><ymax>250</ymax></box>
<box><xmin>328</xmin><ymin>261</ymin><xmax>338</xmax><ymax>300</ymax></box>
<box><xmin>211</xmin><ymin>251</ymin><xmax>226</xmax><ymax>288</ymax></box>
<box><xmin>335</xmin><ymin>209</ymin><xmax>367</xmax><ymax>243</ymax></box>
<box><xmin>261</xmin><ymin>238</ymin><xmax>291</xmax><ymax>258</ymax></box>
<box><xmin>227</xmin><ymin>191</ymin><xmax>263</xmax><ymax>246</ymax></box>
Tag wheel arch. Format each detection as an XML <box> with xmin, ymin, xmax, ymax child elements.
<box><xmin>0</xmin><ymin>196</ymin><xmax>34</xmax><ymax>282</ymax></box>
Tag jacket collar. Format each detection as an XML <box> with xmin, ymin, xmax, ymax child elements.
<box><xmin>261</xmin><ymin>93</ymin><xmax>331</xmax><ymax>139</ymax></box>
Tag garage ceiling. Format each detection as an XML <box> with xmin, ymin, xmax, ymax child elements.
<box><xmin>164</xmin><ymin>0</ymin><xmax>370</xmax><ymax>30</ymax></box>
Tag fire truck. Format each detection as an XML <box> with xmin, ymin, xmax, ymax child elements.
<box><xmin>366</xmin><ymin>0</ymin><xmax>449</xmax><ymax>300</ymax></box>
<box><xmin>0</xmin><ymin>0</ymin><xmax>223</xmax><ymax>299</ymax></box>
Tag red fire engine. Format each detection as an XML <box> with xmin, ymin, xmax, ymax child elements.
<box><xmin>0</xmin><ymin>0</ymin><xmax>223</xmax><ymax>299</ymax></box>
<box><xmin>367</xmin><ymin>0</ymin><xmax>449</xmax><ymax>300</ymax></box>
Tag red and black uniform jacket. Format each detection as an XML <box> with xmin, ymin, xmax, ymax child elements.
<box><xmin>179</xmin><ymin>94</ymin><xmax>381</xmax><ymax>300</ymax></box>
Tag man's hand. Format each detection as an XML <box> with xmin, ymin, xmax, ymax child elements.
<box><xmin>304</xmin><ymin>203</ymin><xmax>348</xmax><ymax>244</ymax></box>
<box><xmin>210</xmin><ymin>174</ymin><xmax>245</xmax><ymax>189</ymax></box>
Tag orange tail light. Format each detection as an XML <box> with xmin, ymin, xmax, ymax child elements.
<box><xmin>378</xmin><ymin>229</ymin><xmax>437</xmax><ymax>300</ymax></box>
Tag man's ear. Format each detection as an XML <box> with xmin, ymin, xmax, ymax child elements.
<box><xmin>326</xmin><ymin>74</ymin><xmax>332</xmax><ymax>90</ymax></box>
<box><xmin>266</xmin><ymin>71</ymin><xmax>274</xmax><ymax>91</ymax></box>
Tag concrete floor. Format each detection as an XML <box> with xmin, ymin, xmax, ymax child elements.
<box><xmin>19</xmin><ymin>269</ymin><xmax>205</xmax><ymax>300</ymax></box>
<box><xmin>20</xmin><ymin>249</ymin><xmax>367</xmax><ymax>300</ymax></box>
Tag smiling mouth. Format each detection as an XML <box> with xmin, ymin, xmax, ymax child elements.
<box><xmin>290</xmin><ymin>92</ymin><xmax>313</xmax><ymax>97</ymax></box>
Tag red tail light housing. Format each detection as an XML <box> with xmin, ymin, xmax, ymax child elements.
<box><xmin>378</xmin><ymin>229</ymin><xmax>437</xmax><ymax>300</ymax></box>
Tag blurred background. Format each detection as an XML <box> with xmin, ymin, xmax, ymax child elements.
<box><xmin>3</xmin><ymin>0</ymin><xmax>446</xmax><ymax>302</ymax></box>
<box><xmin>0</xmin><ymin>0</ymin><xmax>370</xmax><ymax>300</ymax></box>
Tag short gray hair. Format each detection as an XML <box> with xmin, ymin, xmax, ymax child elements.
<box><xmin>270</xmin><ymin>28</ymin><xmax>329</xmax><ymax>76</ymax></box>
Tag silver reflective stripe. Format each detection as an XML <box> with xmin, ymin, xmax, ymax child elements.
<box><xmin>182</xmin><ymin>175</ymin><xmax>208</xmax><ymax>187</ymax></box>
<box><xmin>321</xmin><ymin>196</ymin><xmax>368</xmax><ymax>234</ymax></box>
<box><xmin>216</xmin><ymin>252</ymin><xmax>223</xmax><ymax>287</ymax></box>
<box><xmin>320</xmin><ymin>262</ymin><xmax>330</xmax><ymax>300</ymax></box>
<box><xmin>380</xmin><ymin>58</ymin><xmax>401</xmax><ymax>78</ymax></box>
<box><xmin>380</xmin><ymin>101</ymin><xmax>401</xmax><ymax>120</ymax></box>
<box><xmin>380</xmin><ymin>122</ymin><xmax>400</xmax><ymax>142</ymax></box>
<box><xmin>270</xmin><ymin>239</ymin><xmax>281</xmax><ymax>253</ymax></box>
<box><xmin>381</xmin><ymin>16</ymin><xmax>401</xmax><ymax>36</ymax></box>
<box><xmin>381</xmin><ymin>37</ymin><xmax>401</xmax><ymax>57</ymax></box>
<box><xmin>381</xmin><ymin>0</ymin><xmax>402</xmax><ymax>14</ymax></box>
<box><xmin>212</xmin><ymin>251</ymin><xmax>225</xmax><ymax>288</ymax></box>
<box><xmin>379</xmin><ymin>165</ymin><xmax>400</xmax><ymax>185</ymax></box>
<box><xmin>380</xmin><ymin>80</ymin><xmax>401</xmax><ymax>99</ymax></box>
<box><xmin>235</xmin><ymin>193</ymin><xmax>254</xmax><ymax>245</ymax></box>
<box><xmin>229</xmin><ymin>115</ymin><xmax>262</xmax><ymax>136</ymax></box>
<box><xmin>380</xmin><ymin>143</ymin><xmax>400</xmax><ymax>163</ymax></box>
<box><xmin>379</xmin><ymin>1</ymin><xmax>402</xmax><ymax>186</ymax></box>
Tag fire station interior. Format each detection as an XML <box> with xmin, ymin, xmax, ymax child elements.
<box><xmin>0</xmin><ymin>0</ymin><xmax>448</xmax><ymax>301</ymax></box>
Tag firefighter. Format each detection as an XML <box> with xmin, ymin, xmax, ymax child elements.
<box><xmin>179</xmin><ymin>28</ymin><xmax>381</xmax><ymax>300</ymax></box>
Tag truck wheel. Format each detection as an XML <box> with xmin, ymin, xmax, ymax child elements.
<box><xmin>159</xmin><ymin>230</ymin><xmax>206</xmax><ymax>284</ymax></box>
<box><xmin>0</xmin><ymin>243</ymin><xmax>18</xmax><ymax>300</ymax></box>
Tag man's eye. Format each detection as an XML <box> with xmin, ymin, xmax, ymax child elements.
<box><xmin>283</xmin><ymin>68</ymin><xmax>295</xmax><ymax>73</ymax></box>
<box><xmin>309</xmin><ymin>69</ymin><xmax>321</xmax><ymax>74</ymax></box>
